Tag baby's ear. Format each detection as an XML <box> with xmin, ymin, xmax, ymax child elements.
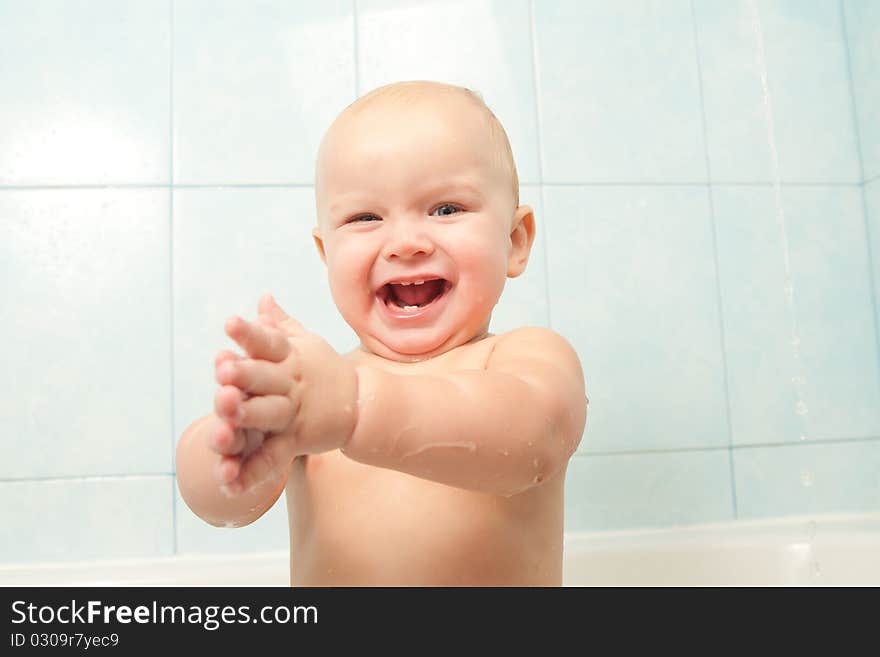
<box><xmin>507</xmin><ymin>205</ymin><xmax>535</xmax><ymax>278</ymax></box>
<box><xmin>312</xmin><ymin>226</ymin><xmax>328</xmax><ymax>265</ymax></box>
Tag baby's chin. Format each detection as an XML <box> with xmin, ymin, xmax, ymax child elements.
<box><xmin>358</xmin><ymin>330</ymin><xmax>462</xmax><ymax>363</ymax></box>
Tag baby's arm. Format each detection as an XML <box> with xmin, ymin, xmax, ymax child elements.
<box><xmin>344</xmin><ymin>327</ymin><xmax>587</xmax><ymax>497</ymax></box>
<box><xmin>176</xmin><ymin>312</ymin><xmax>298</xmax><ymax>528</ymax></box>
<box><xmin>176</xmin><ymin>412</ymin><xmax>292</xmax><ymax>528</ymax></box>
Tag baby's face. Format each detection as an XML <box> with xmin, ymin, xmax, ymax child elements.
<box><xmin>313</xmin><ymin>95</ymin><xmax>526</xmax><ymax>361</ymax></box>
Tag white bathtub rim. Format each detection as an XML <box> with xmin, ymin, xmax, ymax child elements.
<box><xmin>0</xmin><ymin>551</ymin><xmax>290</xmax><ymax>587</ymax></box>
<box><xmin>2</xmin><ymin>511</ymin><xmax>878</xmax><ymax>587</ymax></box>
<box><xmin>561</xmin><ymin>511</ymin><xmax>880</xmax><ymax>587</ymax></box>
<box><xmin>563</xmin><ymin>510</ymin><xmax>880</xmax><ymax>550</ymax></box>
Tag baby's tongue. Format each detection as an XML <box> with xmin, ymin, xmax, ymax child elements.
<box><xmin>394</xmin><ymin>280</ymin><xmax>444</xmax><ymax>306</ymax></box>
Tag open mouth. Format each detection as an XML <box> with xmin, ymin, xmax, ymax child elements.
<box><xmin>377</xmin><ymin>278</ymin><xmax>452</xmax><ymax>312</ymax></box>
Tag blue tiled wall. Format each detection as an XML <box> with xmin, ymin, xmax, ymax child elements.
<box><xmin>1</xmin><ymin>0</ymin><xmax>878</xmax><ymax>565</ymax></box>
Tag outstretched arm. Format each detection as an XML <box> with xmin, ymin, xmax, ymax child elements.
<box><xmin>175</xmin><ymin>298</ymin><xmax>305</xmax><ymax>528</ymax></box>
<box><xmin>344</xmin><ymin>327</ymin><xmax>587</xmax><ymax>497</ymax></box>
<box><xmin>186</xmin><ymin>295</ymin><xmax>587</xmax><ymax>506</ymax></box>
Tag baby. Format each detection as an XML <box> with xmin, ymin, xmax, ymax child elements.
<box><xmin>176</xmin><ymin>80</ymin><xmax>587</xmax><ymax>586</ymax></box>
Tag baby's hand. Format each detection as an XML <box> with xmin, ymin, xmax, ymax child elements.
<box><xmin>210</xmin><ymin>295</ymin><xmax>358</xmax><ymax>496</ymax></box>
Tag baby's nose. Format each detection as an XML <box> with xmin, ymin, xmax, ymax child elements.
<box><xmin>381</xmin><ymin>223</ymin><xmax>434</xmax><ymax>260</ymax></box>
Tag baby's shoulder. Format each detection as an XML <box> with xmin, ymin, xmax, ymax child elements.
<box><xmin>488</xmin><ymin>326</ymin><xmax>582</xmax><ymax>375</ymax></box>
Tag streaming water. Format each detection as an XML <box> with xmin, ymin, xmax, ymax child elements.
<box><xmin>748</xmin><ymin>0</ymin><xmax>810</xmax><ymax>442</ymax></box>
<box><xmin>399</xmin><ymin>440</ymin><xmax>477</xmax><ymax>460</ymax></box>
<box><xmin>749</xmin><ymin>5</ymin><xmax>821</xmax><ymax>583</ymax></box>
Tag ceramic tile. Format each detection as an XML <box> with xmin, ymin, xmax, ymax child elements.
<box><xmin>695</xmin><ymin>0</ymin><xmax>860</xmax><ymax>183</ymax></box>
<box><xmin>713</xmin><ymin>185</ymin><xmax>880</xmax><ymax>446</ymax></box>
<box><xmin>173</xmin><ymin>0</ymin><xmax>355</xmax><ymax>183</ymax></box>
<box><xmin>534</xmin><ymin>0</ymin><xmax>707</xmax><ymax>183</ymax></box>
<box><xmin>0</xmin><ymin>189</ymin><xmax>171</xmax><ymax>478</ymax></box>
<box><xmin>0</xmin><ymin>476</ymin><xmax>173</xmax><ymax>564</ymax></box>
<box><xmin>866</xmin><ymin>180</ymin><xmax>880</xmax><ymax>342</ymax></box>
<box><xmin>543</xmin><ymin>185</ymin><xmax>729</xmax><ymax>452</ymax></box>
<box><xmin>564</xmin><ymin>450</ymin><xmax>734</xmax><ymax>532</ymax></box>
<box><xmin>734</xmin><ymin>440</ymin><xmax>880</xmax><ymax>519</ymax></box>
<box><xmin>843</xmin><ymin>0</ymin><xmax>880</xmax><ymax>180</ymax></box>
<box><xmin>0</xmin><ymin>0</ymin><xmax>170</xmax><ymax>185</ymax></box>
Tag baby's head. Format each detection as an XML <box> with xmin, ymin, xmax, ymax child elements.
<box><xmin>312</xmin><ymin>80</ymin><xmax>535</xmax><ymax>361</ymax></box>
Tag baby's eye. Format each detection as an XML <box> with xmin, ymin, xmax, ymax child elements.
<box><xmin>431</xmin><ymin>203</ymin><xmax>462</xmax><ymax>217</ymax></box>
<box><xmin>347</xmin><ymin>214</ymin><xmax>380</xmax><ymax>223</ymax></box>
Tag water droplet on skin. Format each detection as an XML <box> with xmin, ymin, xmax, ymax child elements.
<box><xmin>533</xmin><ymin>458</ymin><xmax>539</xmax><ymax>469</ymax></box>
<box><xmin>497</xmin><ymin>449</ymin><xmax>509</xmax><ymax>457</ymax></box>
<box><xmin>527</xmin><ymin>441</ymin><xmax>533</xmax><ymax>448</ymax></box>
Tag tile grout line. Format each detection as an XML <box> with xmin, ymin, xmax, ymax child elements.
<box><xmin>840</xmin><ymin>0</ymin><xmax>880</xmax><ymax>420</ymax></box>
<box><xmin>570</xmin><ymin>433</ymin><xmax>880</xmax><ymax>460</ymax></box>
<box><xmin>839</xmin><ymin>0</ymin><xmax>867</xmax><ymax>185</ymax></box>
<box><xmin>0</xmin><ymin>473</ymin><xmax>176</xmax><ymax>485</ymax></box>
<box><xmin>0</xmin><ymin>183</ymin><xmax>316</xmax><ymax>191</ymax></box>
<box><xmin>527</xmin><ymin>0</ymin><xmax>551</xmax><ymax>331</ymax></box>
<box><xmin>352</xmin><ymin>0</ymin><xmax>360</xmax><ymax>97</ymax></box>
<box><xmin>0</xmin><ymin>181</ymin><xmax>864</xmax><ymax>192</ymax></box>
<box><xmin>689</xmin><ymin>0</ymin><xmax>738</xmax><ymax>519</ymax></box>
<box><xmin>3</xmin><ymin>433</ymin><xmax>877</xmax><ymax>486</ymax></box>
<box><xmin>169</xmin><ymin>0</ymin><xmax>177</xmax><ymax>556</ymax></box>
<box><xmin>4</xmin><ymin>426</ymin><xmax>879</xmax><ymax>484</ymax></box>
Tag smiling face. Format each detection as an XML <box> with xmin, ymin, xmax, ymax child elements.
<box><xmin>313</xmin><ymin>84</ymin><xmax>534</xmax><ymax>362</ymax></box>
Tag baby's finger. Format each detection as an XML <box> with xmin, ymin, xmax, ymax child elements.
<box><xmin>220</xmin><ymin>435</ymin><xmax>293</xmax><ymax>497</ymax></box>
<box><xmin>214</xmin><ymin>349</ymin><xmax>242</xmax><ymax>370</ymax></box>
<box><xmin>208</xmin><ymin>418</ymin><xmax>247</xmax><ymax>456</ymax></box>
<box><xmin>236</xmin><ymin>394</ymin><xmax>295</xmax><ymax>434</ymax></box>
<box><xmin>216</xmin><ymin>357</ymin><xmax>290</xmax><ymax>396</ymax></box>
<box><xmin>216</xmin><ymin>454</ymin><xmax>243</xmax><ymax>488</ymax></box>
<box><xmin>214</xmin><ymin>385</ymin><xmax>248</xmax><ymax>424</ymax></box>
<box><xmin>225</xmin><ymin>315</ymin><xmax>290</xmax><ymax>362</ymax></box>
<box><xmin>215</xmin><ymin>429</ymin><xmax>264</xmax><ymax>484</ymax></box>
<box><xmin>241</xmin><ymin>427</ymin><xmax>265</xmax><ymax>457</ymax></box>
<box><xmin>254</xmin><ymin>312</ymin><xmax>277</xmax><ymax>329</ymax></box>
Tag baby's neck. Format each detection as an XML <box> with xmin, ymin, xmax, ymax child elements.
<box><xmin>352</xmin><ymin>330</ymin><xmax>494</xmax><ymax>364</ymax></box>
